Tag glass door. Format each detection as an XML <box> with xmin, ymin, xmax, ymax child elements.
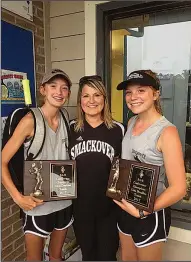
<box><xmin>111</xmin><ymin>10</ymin><xmax>191</xmax><ymax>216</ymax></box>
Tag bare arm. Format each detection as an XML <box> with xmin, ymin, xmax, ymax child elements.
<box><xmin>2</xmin><ymin>113</ymin><xmax>43</xmax><ymax>210</ymax></box>
<box><xmin>153</xmin><ymin>126</ymin><xmax>186</xmax><ymax>210</ymax></box>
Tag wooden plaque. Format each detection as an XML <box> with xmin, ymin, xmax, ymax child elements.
<box><xmin>107</xmin><ymin>158</ymin><xmax>160</xmax><ymax>212</ymax></box>
<box><xmin>24</xmin><ymin>160</ymin><xmax>77</xmax><ymax>201</ymax></box>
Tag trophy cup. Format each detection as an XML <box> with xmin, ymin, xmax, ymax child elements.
<box><xmin>29</xmin><ymin>161</ymin><xmax>43</xmax><ymax>197</ymax></box>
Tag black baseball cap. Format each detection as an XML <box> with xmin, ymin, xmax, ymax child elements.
<box><xmin>117</xmin><ymin>70</ymin><xmax>160</xmax><ymax>90</ymax></box>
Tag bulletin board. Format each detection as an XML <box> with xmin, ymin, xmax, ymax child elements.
<box><xmin>1</xmin><ymin>20</ymin><xmax>36</xmax><ymax>117</ymax></box>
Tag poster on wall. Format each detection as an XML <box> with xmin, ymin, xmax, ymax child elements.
<box><xmin>1</xmin><ymin>69</ymin><xmax>27</xmax><ymax>104</ymax></box>
<box><xmin>1</xmin><ymin>69</ymin><xmax>28</xmax><ymax>138</ymax></box>
<box><xmin>2</xmin><ymin>1</ymin><xmax>33</xmax><ymax>21</ymax></box>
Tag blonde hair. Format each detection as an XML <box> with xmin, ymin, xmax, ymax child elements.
<box><xmin>143</xmin><ymin>70</ymin><xmax>163</xmax><ymax>115</ymax></box>
<box><xmin>75</xmin><ymin>76</ymin><xmax>115</xmax><ymax>132</ymax></box>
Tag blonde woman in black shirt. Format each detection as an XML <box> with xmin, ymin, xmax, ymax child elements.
<box><xmin>70</xmin><ymin>75</ymin><xmax>124</xmax><ymax>261</ymax></box>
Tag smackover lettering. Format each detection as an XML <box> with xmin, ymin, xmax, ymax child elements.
<box><xmin>70</xmin><ymin>140</ymin><xmax>115</xmax><ymax>161</ymax></box>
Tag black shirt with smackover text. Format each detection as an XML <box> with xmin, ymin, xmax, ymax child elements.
<box><xmin>69</xmin><ymin>120</ymin><xmax>124</xmax><ymax>215</ymax></box>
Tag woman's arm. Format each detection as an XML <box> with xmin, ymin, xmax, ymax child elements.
<box><xmin>153</xmin><ymin>126</ymin><xmax>186</xmax><ymax>211</ymax></box>
<box><xmin>2</xmin><ymin>113</ymin><xmax>43</xmax><ymax>211</ymax></box>
<box><xmin>113</xmin><ymin>126</ymin><xmax>186</xmax><ymax>217</ymax></box>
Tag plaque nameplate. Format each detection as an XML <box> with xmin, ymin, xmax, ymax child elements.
<box><xmin>107</xmin><ymin>158</ymin><xmax>160</xmax><ymax>212</ymax></box>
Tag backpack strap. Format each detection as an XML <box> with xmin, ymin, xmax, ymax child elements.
<box><xmin>60</xmin><ymin>107</ymin><xmax>70</xmax><ymax>135</ymax></box>
<box><xmin>27</xmin><ymin>108</ymin><xmax>70</xmax><ymax>160</ymax></box>
<box><xmin>60</xmin><ymin>108</ymin><xmax>71</xmax><ymax>149</ymax></box>
<box><xmin>26</xmin><ymin>108</ymin><xmax>46</xmax><ymax>160</ymax></box>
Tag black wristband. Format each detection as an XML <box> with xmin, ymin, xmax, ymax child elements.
<box><xmin>139</xmin><ymin>209</ymin><xmax>145</xmax><ymax>219</ymax></box>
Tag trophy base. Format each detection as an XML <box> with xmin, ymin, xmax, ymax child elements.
<box><xmin>108</xmin><ymin>187</ymin><xmax>122</xmax><ymax>195</ymax></box>
<box><xmin>33</xmin><ymin>190</ymin><xmax>43</xmax><ymax>197</ymax></box>
<box><xmin>108</xmin><ymin>187</ymin><xmax>117</xmax><ymax>192</ymax></box>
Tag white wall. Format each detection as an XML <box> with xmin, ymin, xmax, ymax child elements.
<box><xmin>50</xmin><ymin>1</ymin><xmax>85</xmax><ymax>119</ymax></box>
<box><xmin>50</xmin><ymin>1</ymin><xmax>108</xmax><ymax>117</ymax></box>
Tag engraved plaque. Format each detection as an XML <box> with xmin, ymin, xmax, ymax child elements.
<box><xmin>107</xmin><ymin>158</ymin><xmax>160</xmax><ymax>212</ymax></box>
<box><xmin>24</xmin><ymin>160</ymin><xmax>77</xmax><ymax>201</ymax></box>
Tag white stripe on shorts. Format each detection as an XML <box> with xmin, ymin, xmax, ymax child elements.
<box><xmin>23</xmin><ymin>213</ymin><xmax>27</xmax><ymax>229</ymax></box>
<box><xmin>54</xmin><ymin>216</ymin><xmax>74</xmax><ymax>230</ymax></box>
<box><xmin>117</xmin><ymin>223</ymin><xmax>131</xmax><ymax>236</ymax></box>
<box><xmin>32</xmin><ymin>216</ymin><xmax>51</xmax><ymax>234</ymax></box>
<box><xmin>135</xmin><ymin>212</ymin><xmax>158</xmax><ymax>246</ymax></box>
<box><xmin>163</xmin><ymin>209</ymin><xmax>167</xmax><ymax>238</ymax></box>
<box><xmin>24</xmin><ymin>230</ymin><xmax>49</xmax><ymax>238</ymax></box>
<box><xmin>135</xmin><ymin>238</ymin><xmax>167</xmax><ymax>248</ymax></box>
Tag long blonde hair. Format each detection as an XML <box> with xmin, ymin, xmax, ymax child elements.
<box><xmin>75</xmin><ymin>75</ymin><xmax>115</xmax><ymax>132</ymax></box>
<box><xmin>143</xmin><ymin>70</ymin><xmax>163</xmax><ymax>115</ymax></box>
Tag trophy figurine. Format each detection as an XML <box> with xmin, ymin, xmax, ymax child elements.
<box><xmin>60</xmin><ymin>166</ymin><xmax>66</xmax><ymax>178</ymax></box>
<box><xmin>139</xmin><ymin>169</ymin><xmax>144</xmax><ymax>179</ymax></box>
<box><xmin>29</xmin><ymin>161</ymin><xmax>43</xmax><ymax>197</ymax></box>
<box><xmin>108</xmin><ymin>158</ymin><xmax>121</xmax><ymax>194</ymax></box>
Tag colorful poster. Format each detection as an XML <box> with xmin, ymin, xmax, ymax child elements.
<box><xmin>1</xmin><ymin>69</ymin><xmax>27</xmax><ymax>104</ymax></box>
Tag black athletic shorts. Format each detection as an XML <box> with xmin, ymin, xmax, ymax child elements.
<box><xmin>117</xmin><ymin>208</ymin><xmax>171</xmax><ymax>248</ymax></box>
<box><xmin>23</xmin><ymin>205</ymin><xmax>73</xmax><ymax>238</ymax></box>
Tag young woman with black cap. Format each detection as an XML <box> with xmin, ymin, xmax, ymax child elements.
<box><xmin>2</xmin><ymin>69</ymin><xmax>73</xmax><ymax>261</ymax></box>
<box><xmin>69</xmin><ymin>75</ymin><xmax>124</xmax><ymax>261</ymax></box>
<box><xmin>115</xmin><ymin>70</ymin><xmax>186</xmax><ymax>261</ymax></box>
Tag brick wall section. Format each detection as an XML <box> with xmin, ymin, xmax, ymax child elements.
<box><xmin>1</xmin><ymin>2</ymin><xmax>45</xmax><ymax>260</ymax></box>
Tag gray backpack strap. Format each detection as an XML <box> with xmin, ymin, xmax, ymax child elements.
<box><xmin>60</xmin><ymin>107</ymin><xmax>69</xmax><ymax>125</ymax></box>
<box><xmin>60</xmin><ymin>107</ymin><xmax>70</xmax><ymax>145</ymax></box>
<box><xmin>26</xmin><ymin>108</ymin><xmax>46</xmax><ymax>160</ymax></box>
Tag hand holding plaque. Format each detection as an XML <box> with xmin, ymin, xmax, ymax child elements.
<box><xmin>107</xmin><ymin>158</ymin><xmax>160</xmax><ymax>213</ymax></box>
<box><xmin>24</xmin><ymin>160</ymin><xmax>77</xmax><ymax>201</ymax></box>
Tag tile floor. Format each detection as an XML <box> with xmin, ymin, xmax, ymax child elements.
<box><xmin>67</xmin><ymin>239</ymin><xmax>191</xmax><ymax>261</ymax></box>
<box><xmin>163</xmin><ymin>239</ymin><xmax>191</xmax><ymax>261</ymax></box>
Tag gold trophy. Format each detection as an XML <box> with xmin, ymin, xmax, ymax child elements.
<box><xmin>29</xmin><ymin>161</ymin><xmax>43</xmax><ymax>196</ymax></box>
<box><xmin>108</xmin><ymin>158</ymin><xmax>121</xmax><ymax>195</ymax></box>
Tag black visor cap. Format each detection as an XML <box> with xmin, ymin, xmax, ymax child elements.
<box><xmin>117</xmin><ymin>71</ymin><xmax>159</xmax><ymax>90</ymax></box>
